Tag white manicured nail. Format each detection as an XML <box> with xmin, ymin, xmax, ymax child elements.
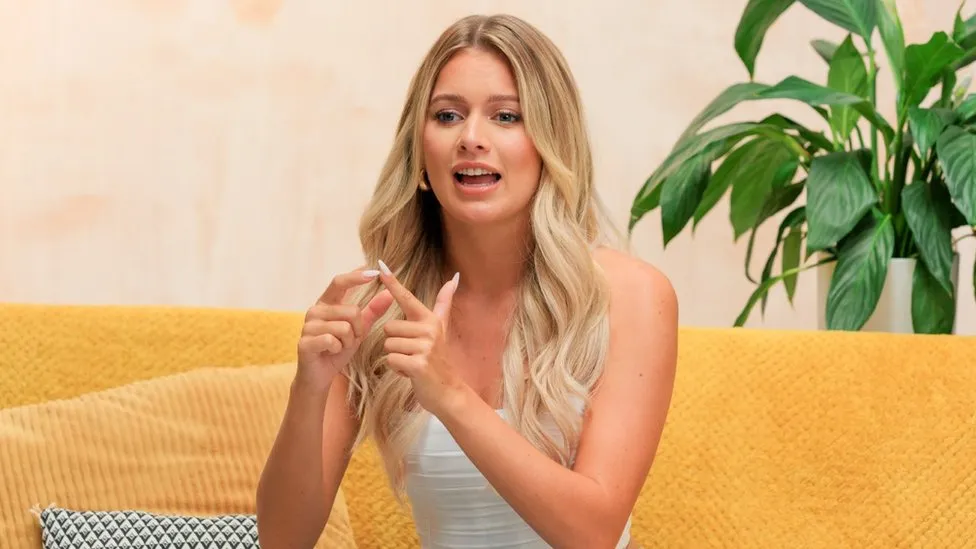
<box><xmin>452</xmin><ymin>272</ymin><xmax>460</xmax><ymax>286</ymax></box>
<box><xmin>378</xmin><ymin>260</ymin><xmax>392</xmax><ymax>275</ymax></box>
<box><xmin>362</xmin><ymin>269</ymin><xmax>381</xmax><ymax>278</ymax></box>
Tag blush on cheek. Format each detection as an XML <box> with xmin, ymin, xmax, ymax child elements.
<box><xmin>421</xmin><ymin>127</ymin><xmax>454</xmax><ymax>185</ymax></box>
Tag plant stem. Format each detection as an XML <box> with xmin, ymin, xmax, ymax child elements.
<box><xmin>921</xmin><ymin>150</ymin><xmax>938</xmax><ymax>181</ymax></box>
<box><xmin>778</xmin><ymin>134</ymin><xmax>812</xmax><ymax>163</ymax></box>
<box><xmin>899</xmin><ymin>228</ymin><xmax>915</xmax><ymax>257</ymax></box>
<box><xmin>855</xmin><ymin>125</ymin><xmax>867</xmax><ymax>150</ymax></box>
<box><xmin>865</xmin><ymin>40</ymin><xmax>881</xmax><ymax>186</ymax></box>
<box><xmin>889</xmin><ymin>131</ymin><xmax>909</xmax><ymax>215</ymax></box>
<box><xmin>910</xmin><ymin>151</ymin><xmax>922</xmax><ymax>180</ymax></box>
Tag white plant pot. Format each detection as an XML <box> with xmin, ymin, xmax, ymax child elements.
<box><xmin>816</xmin><ymin>255</ymin><xmax>960</xmax><ymax>333</ymax></box>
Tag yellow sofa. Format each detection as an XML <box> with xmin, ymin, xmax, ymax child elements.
<box><xmin>1</xmin><ymin>303</ymin><xmax>974</xmax><ymax>548</ymax></box>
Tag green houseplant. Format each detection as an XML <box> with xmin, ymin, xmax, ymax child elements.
<box><xmin>630</xmin><ymin>0</ymin><xmax>976</xmax><ymax>333</ymax></box>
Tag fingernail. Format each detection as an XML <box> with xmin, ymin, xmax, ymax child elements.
<box><xmin>452</xmin><ymin>272</ymin><xmax>460</xmax><ymax>286</ymax></box>
<box><xmin>362</xmin><ymin>269</ymin><xmax>381</xmax><ymax>278</ymax></box>
<box><xmin>378</xmin><ymin>260</ymin><xmax>392</xmax><ymax>275</ymax></box>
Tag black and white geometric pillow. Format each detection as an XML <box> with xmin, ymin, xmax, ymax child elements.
<box><xmin>39</xmin><ymin>507</ymin><xmax>259</xmax><ymax>549</ymax></box>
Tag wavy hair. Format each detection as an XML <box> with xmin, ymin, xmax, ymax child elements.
<box><xmin>345</xmin><ymin>13</ymin><xmax>621</xmax><ymax>495</ymax></box>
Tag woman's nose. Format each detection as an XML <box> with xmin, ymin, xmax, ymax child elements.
<box><xmin>458</xmin><ymin>117</ymin><xmax>489</xmax><ymax>152</ymax></box>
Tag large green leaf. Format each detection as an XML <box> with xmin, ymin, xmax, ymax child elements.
<box><xmin>876</xmin><ymin>0</ymin><xmax>906</xmax><ymax>89</ymax></box>
<box><xmin>669</xmin><ymin>83</ymin><xmax>831</xmax><ymax>157</ymax></box>
<box><xmin>730</xmin><ymin>142</ymin><xmax>798</xmax><ymax>238</ymax></box>
<box><xmin>907</xmin><ymin>107</ymin><xmax>956</xmax><ymax>157</ymax></box>
<box><xmin>634</xmin><ymin>72</ymin><xmax>886</xmax><ymax>235</ymax></box>
<box><xmin>693</xmin><ymin>139</ymin><xmax>759</xmax><ymax>228</ymax></box>
<box><xmin>756</xmin><ymin>207</ymin><xmax>807</xmax><ymax>311</ymax></box>
<box><xmin>660</xmin><ymin>141</ymin><xmax>728</xmax><ymax>245</ymax></box>
<box><xmin>827</xmin><ymin>35</ymin><xmax>870</xmax><ymax>142</ymax></box>
<box><xmin>631</xmin><ymin>122</ymin><xmax>765</xmax><ymax>230</ymax></box>
<box><xmin>958</xmin><ymin>94</ymin><xmax>976</xmax><ymax>120</ymax></box>
<box><xmin>798</xmin><ymin>0</ymin><xmax>877</xmax><ymax>39</ymax></box>
<box><xmin>762</xmin><ymin>113</ymin><xmax>836</xmax><ymax>151</ymax></box>
<box><xmin>636</xmin><ymin>122</ymin><xmax>769</xmax><ymax>203</ymax></box>
<box><xmin>676</xmin><ymin>82</ymin><xmax>772</xmax><ymax>143</ymax></box>
<box><xmin>954</xmin><ymin>7</ymin><xmax>968</xmax><ymax>44</ymax></box>
<box><xmin>782</xmin><ymin>228</ymin><xmax>804</xmax><ymax>302</ymax></box>
<box><xmin>953</xmin><ymin>6</ymin><xmax>976</xmax><ymax>49</ymax></box>
<box><xmin>932</xmin><ymin>180</ymin><xmax>972</xmax><ymax>229</ymax></box>
<box><xmin>902</xmin><ymin>182</ymin><xmax>954</xmax><ymax>294</ymax></box>
<box><xmin>954</xmin><ymin>47</ymin><xmax>976</xmax><ymax>72</ymax></box>
<box><xmin>936</xmin><ymin>125</ymin><xmax>976</xmax><ymax>225</ymax></box>
<box><xmin>633</xmin><ymin>120</ymin><xmax>809</xmax><ymax>231</ymax></box>
<box><xmin>811</xmin><ymin>39</ymin><xmax>839</xmax><ymax>63</ymax></box>
<box><xmin>825</xmin><ymin>214</ymin><xmax>895</xmax><ymax>330</ymax></box>
<box><xmin>757</xmin><ymin>76</ymin><xmax>894</xmax><ymax>142</ymax></box>
<box><xmin>912</xmin><ymin>260</ymin><xmax>956</xmax><ymax>334</ymax></box>
<box><xmin>735</xmin><ymin>0</ymin><xmax>797</xmax><ymax>78</ymax></box>
<box><xmin>805</xmin><ymin>150</ymin><xmax>879</xmax><ymax>252</ymax></box>
<box><xmin>759</xmin><ymin>75</ymin><xmax>870</xmax><ymax>104</ymax></box>
<box><xmin>635</xmin><ymin>177</ymin><xmax>663</xmax><ymax>216</ymax></box>
<box><xmin>745</xmin><ymin>181</ymin><xmax>805</xmax><ymax>282</ymax></box>
<box><xmin>693</xmin><ymin>124</ymin><xmax>805</xmax><ymax>233</ymax></box>
<box><xmin>902</xmin><ymin>32</ymin><xmax>966</xmax><ymax>110</ymax></box>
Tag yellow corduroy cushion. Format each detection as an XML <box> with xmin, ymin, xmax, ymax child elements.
<box><xmin>0</xmin><ymin>362</ymin><xmax>356</xmax><ymax>549</ymax></box>
<box><xmin>343</xmin><ymin>441</ymin><xmax>418</xmax><ymax>549</ymax></box>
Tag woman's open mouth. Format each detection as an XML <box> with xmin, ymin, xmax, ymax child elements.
<box><xmin>454</xmin><ymin>168</ymin><xmax>501</xmax><ymax>188</ymax></box>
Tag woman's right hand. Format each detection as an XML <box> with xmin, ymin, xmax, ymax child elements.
<box><xmin>296</xmin><ymin>267</ymin><xmax>395</xmax><ymax>390</ymax></box>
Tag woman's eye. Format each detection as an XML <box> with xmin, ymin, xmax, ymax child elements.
<box><xmin>435</xmin><ymin>111</ymin><xmax>460</xmax><ymax>123</ymax></box>
<box><xmin>497</xmin><ymin>111</ymin><xmax>521</xmax><ymax>124</ymax></box>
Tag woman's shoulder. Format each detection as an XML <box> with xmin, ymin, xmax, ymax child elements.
<box><xmin>591</xmin><ymin>246</ymin><xmax>677</xmax><ymax>312</ymax></box>
<box><xmin>589</xmin><ymin>248</ymin><xmax>678</xmax><ymax>389</ymax></box>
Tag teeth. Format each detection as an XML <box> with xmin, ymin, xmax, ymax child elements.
<box><xmin>457</xmin><ymin>168</ymin><xmax>497</xmax><ymax>176</ymax></box>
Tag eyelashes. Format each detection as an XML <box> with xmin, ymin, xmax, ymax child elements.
<box><xmin>434</xmin><ymin>111</ymin><xmax>461</xmax><ymax>123</ymax></box>
<box><xmin>432</xmin><ymin>110</ymin><xmax>522</xmax><ymax>125</ymax></box>
<box><xmin>496</xmin><ymin>111</ymin><xmax>521</xmax><ymax>124</ymax></box>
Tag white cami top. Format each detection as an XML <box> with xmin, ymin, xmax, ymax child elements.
<box><xmin>404</xmin><ymin>407</ymin><xmax>633</xmax><ymax>548</ymax></box>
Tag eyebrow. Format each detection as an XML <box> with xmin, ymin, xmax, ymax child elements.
<box><xmin>429</xmin><ymin>93</ymin><xmax>520</xmax><ymax>104</ymax></box>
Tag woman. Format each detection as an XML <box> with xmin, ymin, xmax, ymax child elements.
<box><xmin>257</xmin><ymin>13</ymin><xmax>677</xmax><ymax>549</ymax></box>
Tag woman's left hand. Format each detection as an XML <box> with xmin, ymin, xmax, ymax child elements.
<box><xmin>377</xmin><ymin>262</ymin><xmax>466</xmax><ymax>417</ymax></box>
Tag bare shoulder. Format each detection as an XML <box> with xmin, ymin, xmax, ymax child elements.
<box><xmin>589</xmin><ymin>246</ymin><xmax>679</xmax><ymax>399</ymax></box>
<box><xmin>592</xmin><ymin>247</ymin><xmax>679</xmax><ymax>320</ymax></box>
<box><xmin>568</xmin><ymin>249</ymin><xmax>677</xmax><ymax>496</ymax></box>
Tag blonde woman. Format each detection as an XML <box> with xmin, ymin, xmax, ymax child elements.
<box><xmin>257</xmin><ymin>13</ymin><xmax>678</xmax><ymax>549</ymax></box>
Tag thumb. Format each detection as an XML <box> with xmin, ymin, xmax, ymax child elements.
<box><xmin>432</xmin><ymin>272</ymin><xmax>460</xmax><ymax>323</ymax></box>
<box><xmin>361</xmin><ymin>289</ymin><xmax>395</xmax><ymax>334</ymax></box>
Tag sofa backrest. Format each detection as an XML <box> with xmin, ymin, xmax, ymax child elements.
<box><xmin>2</xmin><ymin>304</ymin><xmax>974</xmax><ymax>547</ymax></box>
<box><xmin>0</xmin><ymin>304</ymin><xmax>302</xmax><ymax>409</ymax></box>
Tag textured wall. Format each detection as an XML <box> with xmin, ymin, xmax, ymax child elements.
<box><xmin>1</xmin><ymin>0</ymin><xmax>973</xmax><ymax>333</ymax></box>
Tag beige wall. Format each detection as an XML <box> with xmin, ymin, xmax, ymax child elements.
<box><xmin>2</xmin><ymin>0</ymin><xmax>973</xmax><ymax>333</ymax></box>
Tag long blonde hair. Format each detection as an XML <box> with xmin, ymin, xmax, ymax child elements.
<box><xmin>345</xmin><ymin>13</ymin><xmax>620</xmax><ymax>495</ymax></box>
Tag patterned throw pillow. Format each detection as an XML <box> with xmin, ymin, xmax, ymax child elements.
<box><xmin>39</xmin><ymin>507</ymin><xmax>259</xmax><ymax>549</ymax></box>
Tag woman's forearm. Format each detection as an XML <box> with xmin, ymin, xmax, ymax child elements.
<box><xmin>256</xmin><ymin>378</ymin><xmax>346</xmax><ymax>549</ymax></box>
<box><xmin>437</xmin><ymin>387</ymin><xmax>627</xmax><ymax>549</ymax></box>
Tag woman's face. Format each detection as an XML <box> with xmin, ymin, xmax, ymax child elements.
<box><xmin>422</xmin><ymin>47</ymin><xmax>543</xmax><ymax>228</ymax></box>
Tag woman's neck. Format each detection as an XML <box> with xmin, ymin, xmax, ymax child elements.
<box><xmin>441</xmin><ymin>216</ymin><xmax>532</xmax><ymax>299</ymax></box>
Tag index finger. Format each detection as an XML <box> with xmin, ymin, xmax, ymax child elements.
<box><xmin>318</xmin><ymin>267</ymin><xmax>381</xmax><ymax>304</ymax></box>
<box><xmin>377</xmin><ymin>260</ymin><xmax>431</xmax><ymax>319</ymax></box>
